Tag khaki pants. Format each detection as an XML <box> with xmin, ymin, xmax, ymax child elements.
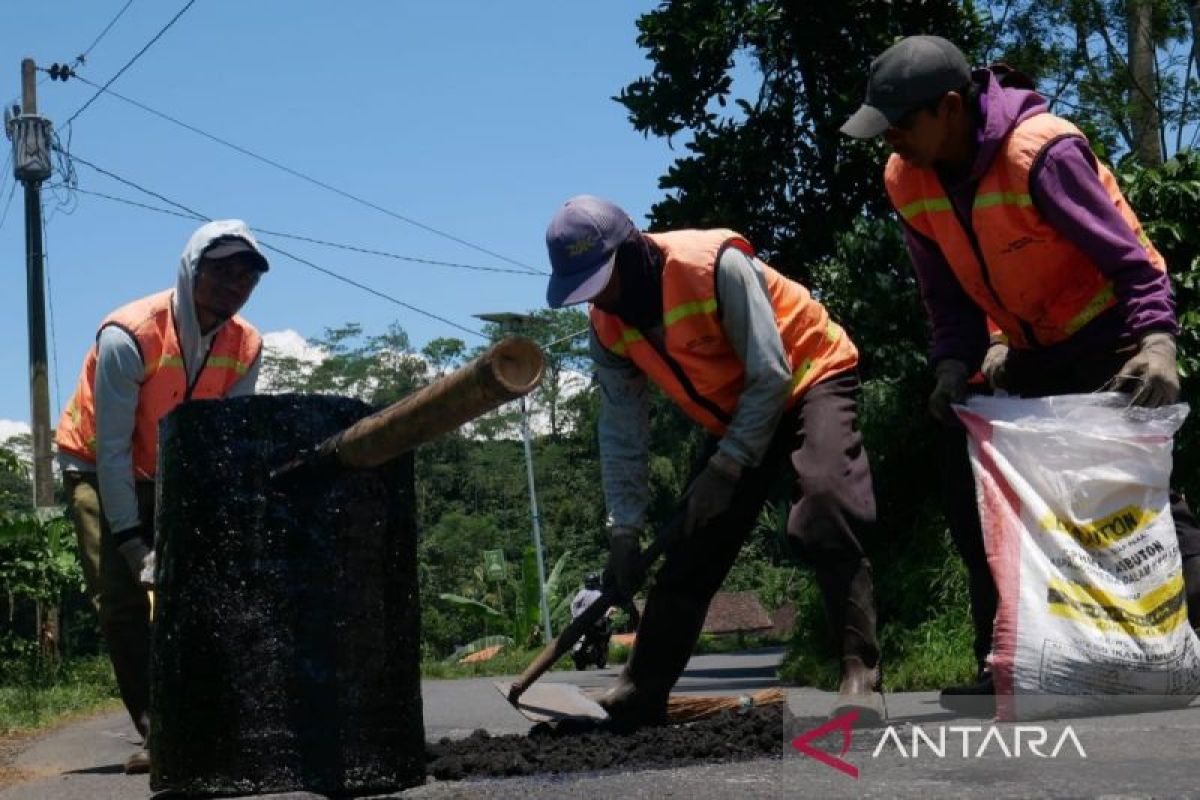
<box><xmin>64</xmin><ymin>471</ymin><xmax>155</xmax><ymax>739</ymax></box>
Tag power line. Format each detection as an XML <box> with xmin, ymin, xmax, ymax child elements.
<box><xmin>55</xmin><ymin>149</ymin><xmax>487</xmax><ymax>339</ymax></box>
<box><xmin>255</xmin><ymin>241</ymin><xmax>485</xmax><ymax>340</ymax></box>
<box><xmin>0</xmin><ymin>151</ymin><xmax>12</xmax><ymax>222</ymax></box>
<box><xmin>8</xmin><ymin>0</ymin><xmax>134</xmax><ymax>109</ymax></box>
<box><xmin>63</xmin><ymin>0</ymin><xmax>195</xmax><ymax>129</ymax></box>
<box><xmin>50</xmin><ymin>182</ymin><xmax>544</xmax><ymax>276</ymax></box>
<box><xmin>75</xmin><ymin>0</ymin><xmax>138</xmax><ymax>67</ymax></box>
<box><xmin>63</xmin><ymin>72</ymin><xmax>546</xmax><ymax>274</ymax></box>
<box><xmin>545</xmin><ymin>328</ymin><xmax>589</xmax><ymax>349</ymax></box>
<box><xmin>0</xmin><ymin>180</ymin><xmax>17</xmax><ymax>233</ymax></box>
<box><xmin>252</xmin><ymin>228</ymin><xmax>543</xmax><ymax>277</ymax></box>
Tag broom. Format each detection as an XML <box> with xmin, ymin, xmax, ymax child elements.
<box><xmin>664</xmin><ymin>687</ymin><xmax>785</xmax><ymax>724</ymax></box>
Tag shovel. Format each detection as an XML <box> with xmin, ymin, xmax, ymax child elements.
<box><xmin>498</xmin><ymin>515</ymin><xmax>682</xmax><ymax>720</ymax></box>
<box><xmin>270</xmin><ymin>335</ymin><xmax>544</xmax><ymax>481</ymax></box>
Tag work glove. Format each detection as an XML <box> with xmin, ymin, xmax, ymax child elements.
<box><xmin>1107</xmin><ymin>332</ymin><xmax>1181</xmax><ymax>408</ymax></box>
<box><xmin>682</xmin><ymin>452</ymin><xmax>741</xmax><ymax>538</ymax></box>
<box><xmin>603</xmin><ymin>526</ymin><xmax>644</xmax><ymax>601</ymax></box>
<box><xmin>929</xmin><ymin>359</ymin><xmax>969</xmax><ymax>426</ymax></box>
<box><xmin>981</xmin><ymin>342</ymin><xmax>1010</xmax><ymax>392</ymax></box>
<box><xmin>115</xmin><ymin>526</ymin><xmax>155</xmax><ymax>588</ymax></box>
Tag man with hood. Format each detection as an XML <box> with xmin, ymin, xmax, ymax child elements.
<box><xmin>56</xmin><ymin>219</ymin><xmax>268</xmax><ymax>772</ymax></box>
<box><xmin>544</xmin><ymin>196</ymin><xmax>884</xmax><ymax>726</ymax></box>
<box><xmin>841</xmin><ymin>35</ymin><xmax>1200</xmax><ymax>713</ymax></box>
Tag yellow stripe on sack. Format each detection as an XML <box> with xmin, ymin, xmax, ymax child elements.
<box><xmin>1039</xmin><ymin>505</ymin><xmax>1157</xmax><ymax>549</ymax></box>
<box><xmin>1046</xmin><ymin>575</ymin><xmax>1189</xmax><ymax>636</ymax></box>
<box><xmin>609</xmin><ymin>328</ymin><xmax>644</xmax><ymax>356</ymax></box>
<box><xmin>1063</xmin><ymin>282</ymin><xmax>1115</xmax><ymax>336</ymax></box>
<box><xmin>898</xmin><ymin>196</ymin><xmax>952</xmax><ymax>221</ymax></box>
<box><xmin>663</xmin><ymin>297</ymin><xmax>719</xmax><ymax>327</ymax></box>
<box><xmin>826</xmin><ymin>321</ymin><xmax>841</xmax><ymax>343</ymax></box>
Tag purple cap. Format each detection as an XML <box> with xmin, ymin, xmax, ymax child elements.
<box><xmin>545</xmin><ymin>195</ymin><xmax>637</xmax><ymax>308</ymax></box>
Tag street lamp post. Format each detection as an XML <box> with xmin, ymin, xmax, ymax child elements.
<box><xmin>474</xmin><ymin>313</ymin><xmax>552</xmax><ymax>644</ymax></box>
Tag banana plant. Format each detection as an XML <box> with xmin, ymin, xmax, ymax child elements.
<box><xmin>438</xmin><ymin>547</ymin><xmax>570</xmax><ymax>652</ymax></box>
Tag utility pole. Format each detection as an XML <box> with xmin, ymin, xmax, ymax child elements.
<box><xmin>475</xmin><ymin>312</ymin><xmax>553</xmax><ymax>644</ymax></box>
<box><xmin>8</xmin><ymin>58</ymin><xmax>57</xmax><ymax>664</ymax></box>
<box><xmin>8</xmin><ymin>59</ymin><xmax>54</xmax><ymax>509</ymax></box>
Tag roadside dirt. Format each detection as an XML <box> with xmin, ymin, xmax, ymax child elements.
<box><xmin>426</xmin><ymin>705</ymin><xmax>789</xmax><ymax>781</ymax></box>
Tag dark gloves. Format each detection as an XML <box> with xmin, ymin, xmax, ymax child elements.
<box><xmin>604</xmin><ymin>526</ymin><xmax>645</xmax><ymax>601</ymax></box>
<box><xmin>981</xmin><ymin>343</ymin><xmax>1010</xmax><ymax>392</ymax></box>
<box><xmin>683</xmin><ymin>452</ymin><xmax>741</xmax><ymax>537</ymax></box>
<box><xmin>929</xmin><ymin>359</ymin><xmax>969</xmax><ymax>425</ymax></box>
<box><xmin>1108</xmin><ymin>332</ymin><xmax>1181</xmax><ymax>408</ymax></box>
<box><xmin>115</xmin><ymin>525</ymin><xmax>155</xmax><ymax>588</ymax></box>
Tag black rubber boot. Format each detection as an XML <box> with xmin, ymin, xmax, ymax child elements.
<box><xmin>817</xmin><ymin>558</ymin><xmax>885</xmax><ymax>725</ymax></box>
<box><xmin>597</xmin><ymin>588</ymin><xmax>709</xmax><ymax>729</ymax></box>
<box><xmin>939</xmin><ymin>668</ymin><xmax>995</xmax><ymax>718</ymax></box>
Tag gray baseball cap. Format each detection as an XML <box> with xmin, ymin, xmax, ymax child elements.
<box><xmin>545</xmin><ymin>195</ymin><xmax>637</xmax><ymax>308</ymax></box>
<box><xmin>841</xmin><ymin>35</ymin><xmax>971</xmax><ymax>139</ymax></box>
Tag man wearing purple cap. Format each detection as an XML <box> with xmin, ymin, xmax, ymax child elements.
<box><xmin>546</xmin><ymin>195</ymin><xmax>885</xmax><ymax>726</ymax></box>
<box><xmin>843</xmin><ymin>35</ymin><xmax>1200</xmax><ymax>713</ymax></box>
<box><xmin>56</xmin><ymin>219</ymin><xmax>267</xmax><ymax>771</ymax></box>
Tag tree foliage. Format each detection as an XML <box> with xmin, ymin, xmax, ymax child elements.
<box><xmin>617</xmin><ymin>0</ymin><xmax>982</xmax><ymax>270</ymax></box>
<box><xmin>981</xmin><ymin>0</ymin><xmax>1200</xmax><ymax>163</ymax></box>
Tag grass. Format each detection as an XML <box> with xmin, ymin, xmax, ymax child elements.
<box><xmin>0</xmin><ymin>655</ymin><xmax>121</xmax><ymax>736</ymax></box>
<box><xmin>778</xmin><ymin>608</ymin><xmax>977</xmax><ymax>692</ymax></box>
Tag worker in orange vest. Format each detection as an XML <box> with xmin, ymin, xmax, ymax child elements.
<box><xmin>56</xmin><ymin>219</ymin><xmax>267</xmax><ymax>772</ymax></box>
<box><xmin>545</xmin><ymin>195</ymin><xmax>884</xmax><ymax>726</ymax></box>
<box><xmin>842</xmin><ymin>35</ymin><xmax>1200</xmax><ymax>714</ymax></box>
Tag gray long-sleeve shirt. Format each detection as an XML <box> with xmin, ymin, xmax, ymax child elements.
<box><xmin>593</xmin><ymin>247</ymin><xmax>793</xmax><ymax>530</ymax></box>
<box><xmin>60</xmin><ymin>326</ymin><xmax>260</xmax><ymax>533</ymax></box>
<box><xmin>58</xmin><ymin>219</ymin><xmax>268</xmax><ymax>535</ymax></box>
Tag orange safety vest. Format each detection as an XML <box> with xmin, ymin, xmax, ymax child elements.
<box><xmin>56</xmin><ymin>289</ymin><xmax>262</xmax><ymax>479</ymax></box>
<box><xmin>885</xmin><ymin>112</ymin><xmax>1165</xmax><ymax>349</ymax></box>
<box><xmin>590</xmin><ymin>229</ymin><xmax>859</xmax><ymax>435</ymax></box>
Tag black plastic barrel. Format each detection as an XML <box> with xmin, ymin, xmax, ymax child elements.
<box><xmin>149</xmin><ymin>395</ymin><xmax>424</xmax><ymax>796</ymax></box>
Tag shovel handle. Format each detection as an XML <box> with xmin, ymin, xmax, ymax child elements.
<box><xmin>506</xmin><ymin>516</ymin><xmax>681</xmax><ymax>705</ymax></box>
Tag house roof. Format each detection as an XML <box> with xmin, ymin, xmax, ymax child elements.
<box><xmin>701</xmin><ymin>591</ymin><xmax>773</xmax><ymax>635</ymax></box>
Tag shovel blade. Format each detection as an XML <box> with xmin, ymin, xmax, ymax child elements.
<box><xmin>495</xmin><ymin>681</ymin><xmax>609</xmax><ymax>723</ymax></box>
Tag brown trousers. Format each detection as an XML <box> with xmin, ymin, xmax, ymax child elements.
<box><xmin>651</xmin><ymin>371</ymin><xmax>877</xmax><ymax>635</ymax></box>
<box><xmin>64</xmin><ymin>471</ymin><xmax>155</xmax><ymax>739</ymax></box>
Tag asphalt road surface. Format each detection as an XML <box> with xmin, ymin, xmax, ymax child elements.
<box><xmin>3</xmin><ymin>647</ymin><xmax>1199</xmax><ymax>799</ymax></box>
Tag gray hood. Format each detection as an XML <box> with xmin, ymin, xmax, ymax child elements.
<box><xmin>172</xmin><ymin>219</ymin><xmax>268</xmax><ymax>384</ymax></box>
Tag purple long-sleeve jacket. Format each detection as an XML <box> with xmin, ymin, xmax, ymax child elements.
<box><xmin>900</xmin><ymin>69</ymin><xmax>1177</xmax><ymax>372</ymax></box>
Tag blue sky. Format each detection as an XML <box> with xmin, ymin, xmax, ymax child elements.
<box><xmin>0</xmin><ymin>1</ymin><xmax>680</xmax><ymax>429</ymax></box>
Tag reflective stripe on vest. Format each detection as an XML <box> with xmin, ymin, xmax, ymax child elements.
<box><xmin>885</xmin><ymin>112</ymin><xmax>1165</xmax><ymax>349</ymax></box>
<box><xmin>54</xmin><ymin>289</ymin><xmax>261</xmax><ymax>478</ymax></box>
<box><xmin>591</xmin><ymin>229</ymin><xmax>859</xmax><ymax>435</ymax></box>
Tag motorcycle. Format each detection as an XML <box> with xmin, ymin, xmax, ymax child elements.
<box><xmin>571</xmin><ymin>615</ymin><xmax>612</xmax><ymax>670</ymax></box>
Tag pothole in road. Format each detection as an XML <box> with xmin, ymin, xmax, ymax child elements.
<box><xmin>425</xmin><ymin>705</ymin><xmax>790</xmax><ymax>781</ymax></box>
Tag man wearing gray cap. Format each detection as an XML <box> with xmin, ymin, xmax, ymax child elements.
<box><xmin>56</xmin><ymin>219</ymin><xmax>268</xmax><ymax>772</ymax></box>
<box><xmin>843</xmin><ymin>35</ymin><xmax>1200</xmax><ymax>713</ymax></box>
<box><xmin>545</xmin><ymin>195</ymin><xmax>884</xmax><ymax>726</ymax></box>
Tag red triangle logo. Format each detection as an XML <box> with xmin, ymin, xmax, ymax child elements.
<box><xmin>790</xmin><ymin>710</ymin><xmax>859</xmax><ymax>778</ymax></box>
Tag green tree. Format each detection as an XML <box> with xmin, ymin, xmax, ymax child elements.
<box><xmin>981</xmin><ymin>0</ymin><xmax>1200</xmax><ymax>164</ymax></box>
<box><xmin>474</xmin><ymin>308</ymin><xmax>591</xmax><ymax>440</ymax></box>
<box><xmin>262</xmin><ymin>322</ymin><xmax>427</xmax><ymax>405</ymax></box>
<box><xmin>618</xmin><ymin>0</ymin><xmax>981</xmax><ymax>269</ymax></box>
